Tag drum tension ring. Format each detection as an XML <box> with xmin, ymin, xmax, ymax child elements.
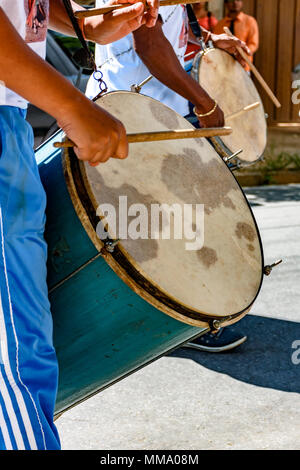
<box><xmin>263</xmin><ymin>259</ymin><xmax>283</xmax><ymax>276</ymax></box>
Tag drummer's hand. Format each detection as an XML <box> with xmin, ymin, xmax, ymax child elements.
<box><xmin>211</xmin><ymin>33</ymin><xmax>251</xmax><ymax>69</ymax></box>
<box><xmin>143</xmin><ymin>0</ymin><xmax>159</xmax><ymax>28</ymax></box>
<box><xmin>85</xmin><ymin>0</ymin><xmax>159</xmax><ymax>45</ymax></box>
<box><xmin>194</xmin><ymin>100</ymin><xmax>225</xmax><ymax>128</ymax></box>
<box><xmin>58</xmin><ymin>97</ymin><xmax>128</xmax><ymax>166</ymax></box>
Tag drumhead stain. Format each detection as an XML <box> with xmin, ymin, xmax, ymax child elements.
<box><xmin>85</xmin><ymin>168</ymin><xmax>160</xmax><ymax>263</ymax></box>
<box><xmin>197</xmin><ymin>246</ymin><xmax>218</xmax><ymax>268</ymax></box>
<box><xmin>149</xmin><ymin>100</ymin><xmax>180</xmax><ymax>130</ymax></box>
<box><xmin>235</xmin><ymin>222</ymin><xmax>256</xmax><ymax>242</ymax></box>
<box><xmin>161</xmin><ymin>148</ymin><xmax>237</xmax><ymax>215</ymax></box>
<box><xmin>69</xmin><ymin>92</ymin><xmax>264</xmax><ymax>322</ymax></box>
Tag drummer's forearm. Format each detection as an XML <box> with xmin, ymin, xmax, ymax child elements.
<box><xmin>133</xmin><ymin>24</ymin><xmax>214</xmax><ymax>112</ymax></box>
<box><xmin>49</xmin><ymin>0</ymin><xmax>85</xmax><ymax>37</ymax></box>
<box><xmin>49</xmin><ymin>0</ymin><xmax>106</xmax><ymax>38</ymax></box>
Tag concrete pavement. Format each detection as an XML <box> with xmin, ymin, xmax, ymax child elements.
<box><xmin>56</xmin><ymin>184</ymin><xmax>300</xmax><ymax>450</ymax></box>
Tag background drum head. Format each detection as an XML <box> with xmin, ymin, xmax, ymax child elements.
<box><xmin>192</xmin><ymin>48</ymin><xmax>267</xmax><ymax>164</ymax></box>
<box><xmin>64</xmin><ymin>91</ymin><xmax>264</xmax><ymax>327</ymax></box>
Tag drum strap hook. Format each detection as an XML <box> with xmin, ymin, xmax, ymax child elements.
<box><xmin>62</xmin><ymin>0</ymin><xmax>108</xmax><ymax>99</ymax></box>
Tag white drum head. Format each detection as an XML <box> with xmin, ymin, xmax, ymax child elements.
<box><xmin>65</xmin><ymin>91</ymin><xmax>263</xmax><ymax>327</ymax></box>
<box><xmin>192</xmin><ymin>48</ymin><xmax>267</xmax><ymax>163</ymax></box>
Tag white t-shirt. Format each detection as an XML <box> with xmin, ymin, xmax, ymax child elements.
<box><xmin>86</xmin><ymin>2</ymin><xmax>189</xmax><ymax>116</ymax></box>
<box><xmin>0</xmin><ymin>0</ymin><xmax>49</xmax><ymax>108</ymax></box>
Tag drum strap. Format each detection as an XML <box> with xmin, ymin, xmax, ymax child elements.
<box><xmin>186</xmin><ymin>4</ymin><xmax>205</xmax><ymax>44</ymax></box>
<box><xmin>62</xmin><ymin>0</ymin><xmax>95</xmax><ymax>69</ymax></box>
<box><xmin>61</xmin><ymin>0</ymin><xmax>108</xmax><ymax>97</ymax></box>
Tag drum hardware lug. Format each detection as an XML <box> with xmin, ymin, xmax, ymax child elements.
<box><xmin>263</xmin><ymin>259</ymin><xmax>283</xmax><ymax>276</ymax></box>
<box><xmin>265</xmin><ymin>113</ymin><xmax>269</xmax><ymax>119</ymax></box>
<box><xmin>131</xmin><ymin>75</ymin><xmax>153</xmax><ymax>94</ymax></box>
<box><xmin>229</xmin><ymin>164</ymin><xmax>240</xmax><ymax>172</ymax></box>
<box><xmin>131</xmin><ymin>84</ymin><xmax>141</xmax><ymax>94</ymax></box>
<box><xmin>102</xmin><ymin>238</ymin><xmax>120</xmax><ymax>254</ymax></box>
<box><xmin>224</xmin><ymin>149</ymin><xmax>243</xmax><ymax>163</ymax></box>
<box><xmin>210</xmin><ymin>319</ymin><xmax>223</xmax><ymax>333</ymax></box>
<box><xmin>202</xmin><ymin>44</ymin><xmax>214</xmax><ymax>55</ymax></box>
<box><xmin>228</xmin><ymin>158</ymin><xmax>243</xmax><ymax>171</ymax></box>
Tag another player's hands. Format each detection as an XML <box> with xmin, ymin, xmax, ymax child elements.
<box><xmin>85</xmin><ymin>0</ymin><xmax>159</xmax><ymax>45</ymax></box>
<box><xmin>194</xmin><ymin>97</ymin><xmax>225</xmax><ymax>128</ymax></box>
<box><xmin>211</xmin><ymin>33</ymin><xmax>251</xmax><ymax>68</ymax></box>
<box><xmin>58</xmin><ymin>96</ymin><xmax>128</xmax><ymax>166</ymax></box>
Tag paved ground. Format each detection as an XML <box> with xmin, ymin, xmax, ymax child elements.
<box><xmin>56</xmin><ymin>184</ymin><xmax>300</xmax><ymax>450</ymax></box>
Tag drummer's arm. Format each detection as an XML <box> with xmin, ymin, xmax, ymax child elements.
<box><xmin>0</xmin><ymin>7</ymin><xmax>128</xmax><ymax>164</ymax></box>
<box><xmin>203</xmin><ymin>27</ymin><xmax>251</xmax><ymax>68</ymax></box>
<box><xmin>132</xmin><ymin>18</ymin><xmax>220</xmax><ymax>120</ymax></box>
<box><xmin>49</xmin><ymin>0</ymin><xmax>158</xmax><ymax>42</ymax></box>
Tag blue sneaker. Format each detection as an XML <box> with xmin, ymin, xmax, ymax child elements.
<box><xmin>184</xmin><ymin>328</ymin><xmax>247</xmax><ymax>353</ymax></box>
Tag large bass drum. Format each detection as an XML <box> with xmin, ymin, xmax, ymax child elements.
<box><xmin>37</xmin><ymin>91</ymin><xmax>264</xmax><ymax>417</ymax></box>
<box><xmin>191</xmin><ymin>47</ymin><xmax>267</xmax><ymax>164</ymax></box>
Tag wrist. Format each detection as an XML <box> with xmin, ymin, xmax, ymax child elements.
<box><xmin>200</xmin><ymin>28</ymin><xmax>212</xmax><ymax>44</ymax></box>
<box><xmin>55</xmin><ymin>90</ymin><xmax>89</xmax><ymax>123</ymax></box>
<box><xmin>194</xmin><ymin>100</ymin><xmax>217</xmax><ymax>119</ymax></box>
<box><xmin>77</xmin><ymin>17</ymin><xmax>87</xmax><ymax>40</ymax></box>
<box><xmin>194</xmin><ymin>96</ymin><xmax>216</xmax><ymax>115</ymax></box>
<box><xmin>210</xmin><ymin>33</ymin><xmax>218</xmax><ymax>45</ymax></box>
<box><xmin>84</xmin><ymin>17</ymin><xmax>100</xmax><ymax>43</ymax></box>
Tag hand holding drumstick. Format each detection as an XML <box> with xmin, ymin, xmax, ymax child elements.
<box><xmin>223</xmin><ymin>27</ymin><xmax>281</xmax><ymax>108</ymax></box>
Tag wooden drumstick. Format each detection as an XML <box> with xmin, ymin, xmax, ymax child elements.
<box><xmin>224</xmin><ymin>27</ymin><xmax>281</xmax><ymax>109</ymax></box>
<box><xmin>75</xmin><ymin>0</ymin><xmax>201</xmax><ymax>18</ymax></box>
<box><xmin>225</xmin><ymin>101</ymin><xmax>260</xmax><ymax>120</ymax></box>
<box><xmin>53</xmin><ymin>127</ymin><xmax>233</xmax><ymax>148</ymax></box>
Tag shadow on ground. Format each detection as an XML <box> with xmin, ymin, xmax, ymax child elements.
<box><xmin>169</xmin><ymin>315</ymin><xmax>300</xmax><ymax>394</ymax></box>
<box><xmin>244</xmin><ymin>185</ymin><xmax>300</xmax><ymax>206</ymax></box>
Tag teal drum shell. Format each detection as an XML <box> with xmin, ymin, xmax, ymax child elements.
<box><xmin>36</xmin><ymin>131</ymin><xmax>205</xmax><ymax>417</ymax></box>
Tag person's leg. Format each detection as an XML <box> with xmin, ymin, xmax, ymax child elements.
<box><xmin>0</xmin><ymin>106</ymin><xmax>60</xmax><ymax>450</ymax></box>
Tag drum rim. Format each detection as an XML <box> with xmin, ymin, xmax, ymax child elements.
<box><xmin>191</xmin><ymin>47</ymin><xmax>267</xmax><ymax>164</ymax></box>
<box><xmin>62</xmin><ymin>91</ymin><xmax>265</xmax><ymax>329</ymax></box>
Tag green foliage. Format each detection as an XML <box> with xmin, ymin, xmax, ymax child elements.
<box><xmin>290</xmin><ymin>153</ymin><xmax>300</xmax><ymax>169</ymax></box>
<box><xmin>263</xmin><ymin>152</ymin><xmax>294</xmax><ymax>171</ymax></box>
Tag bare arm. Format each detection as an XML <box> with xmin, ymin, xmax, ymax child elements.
<box><xmin>0</xmin><ymin>7</ymin><xmax>127</xmax><ymax>164</ymax></box>
<box><xmin>49</xmin><ymin>0</ymin><xmax>158</xmax><ymax>44</ymax></box>
<box><xmin>132</xmin><ymin>18</ymin><xmax>224</xmax><ymax>127</ymax></box>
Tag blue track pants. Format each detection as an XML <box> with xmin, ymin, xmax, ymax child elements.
<box><xmin>0</xmin><ymin>106</ymin><xmax>60</xmax><ymax>450</ymax></box>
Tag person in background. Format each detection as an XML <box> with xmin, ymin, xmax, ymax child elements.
<box><xmin>193</xmin><ymin>1</ymin><xmax>218</xmax><ymax>31</ymax></box>
<box><xmin>185</xmin><ymin>2</ymin><xmax>218</xmax><ymax>62</ymax></box>
<box><xmin>213</xmin><ymin>0</ymin><xmax>259</xmax><ymax>72</ymax></box>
